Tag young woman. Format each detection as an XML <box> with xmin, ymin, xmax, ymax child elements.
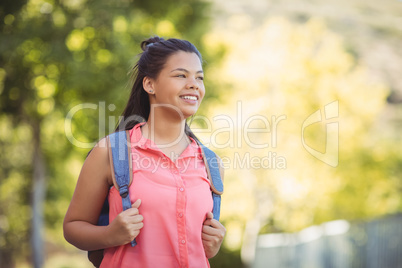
<box><xmin>63</xmin><ymin>36</ymin><xmax>226</xmax><ymax>267</ymax></box>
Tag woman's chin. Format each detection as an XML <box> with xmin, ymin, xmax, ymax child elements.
<box><xmin>183</xmin><ymin>109</ymin><xmax>199</xmax><ymax>119</ymax></box>
<box><xmin>179</xmin><ymin>106</ymin><xmax>199</xmax><ymax>118</ymax></box>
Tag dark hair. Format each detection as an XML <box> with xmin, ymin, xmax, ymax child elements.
<box><xmin>116</xmin><ymin>36</ymin><xmax>202</xmax><ymax>141</ymax></box>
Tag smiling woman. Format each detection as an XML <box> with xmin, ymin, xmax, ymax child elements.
<box><xmin>63</xmin><ymin>36</ymin><xmax>226</xmax><ymax>268</ymax></box>
<box><xmin>143</xmin><ymin>51</ymin><xmax>205</xmax><ymax>122</ymax></box>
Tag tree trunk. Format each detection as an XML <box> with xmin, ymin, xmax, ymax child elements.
<box><xmin>31</xmin><ymin>121</ymin><xmax>46</xmax><ymax>268</ymax></box>
<box><xmin>241</xmin><ymin>218</ymin><xmax>261</xmax><ymax>268</ymax></box>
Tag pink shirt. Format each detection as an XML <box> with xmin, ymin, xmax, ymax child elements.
<box><xmin>101</xmin><ymin>123</ymin><xmax>213</xmax><ymax>268</ymax></box>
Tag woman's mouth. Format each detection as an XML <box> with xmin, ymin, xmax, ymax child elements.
<box><xmin>180</xmin><ymin>95</ymin><xmax>199</xmax><ymax>104</ymax></box>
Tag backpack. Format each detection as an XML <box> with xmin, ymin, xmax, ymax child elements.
<box><xmin>88</xmin><ymin>130</ymin><xmax>224</xmax><ymax>267</ymax></box>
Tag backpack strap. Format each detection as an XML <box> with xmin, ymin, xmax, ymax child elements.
<box><xmin>198</xmin><ymin>141</ymin><xmax>224</xmax><ymax>221</ymax></box>
<box><xmin>107</xmin><ymin>130</ymin><xmax>137</xmax><ymax>247</ymax></box>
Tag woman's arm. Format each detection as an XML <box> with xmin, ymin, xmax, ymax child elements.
<box><xmin>63</xmin><ymin>138</ymin><xmax>143</xmax><ymax>251</ymax></box>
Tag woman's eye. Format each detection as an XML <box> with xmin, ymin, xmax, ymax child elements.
<box><xmin>197</xmin><ymin>76</ymin><xmax>204</xmax><ymax>81</ymax></box>
<box><xmin>176</xmin><ymin>74</ymin><xmax>185</xmax><ymax>78</ymax></box>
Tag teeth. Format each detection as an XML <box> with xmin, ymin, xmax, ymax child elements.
<box><xmin>181</xmin><ymin>95</ymin><xmax>197</xmax><ymax>100</ymax></box>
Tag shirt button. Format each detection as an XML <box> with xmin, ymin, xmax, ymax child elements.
<box><xmin>179</xmin><ymin>187</ymin><xmax>184</xmax><ymax>192</ymax></box>
<box><xmin>178</xmin><ymin>213</ymin><xmax>183</xmax><ymax>217</ymax></box>
<box><xmin>181</xmin><ymin>240</ymin><xmax>186</xmax><ymax>244</ymax></box>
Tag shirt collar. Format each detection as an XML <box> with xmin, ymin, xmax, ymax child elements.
<box><xmin>130</xmin><ymin>122</ymin><xmax>200</xmax><ymax>158</ymax></box>
<box><xmin>130</xmin><ymin>122</ymin><xmax>149</xmax><ymax>149</ymax></box>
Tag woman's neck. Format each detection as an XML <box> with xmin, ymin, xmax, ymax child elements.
<box><xmin>142</xmin><ymin>111</ymin><xmax>189</xmax><ymax>149</ymax></box>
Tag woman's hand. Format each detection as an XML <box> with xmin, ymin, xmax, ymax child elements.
<box><xmin>202</xmin><ymin>212</ymin><xmax>226</xmax><ymax>258</ymax></box>
<box><xmin>106</xmin><ymin>199</ymin><xmax>144</xmax><ymax>246</ymax></box>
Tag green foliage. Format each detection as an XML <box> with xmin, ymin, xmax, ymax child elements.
<box><xmin>201</xmin><ymin>18</ymin><xmax>401</xmax><ymax>261</ymax></box>
<box><xmin>0</xmin><ymin>0</ymin><xmax>216</xmax><ymax>266</ymax></box>
<box><xmin>209</xmin><ymin>247</ymin><xmax>243</xmax><ymax>268</ymax></box>
<box><xmin>0</xmin><ymin>117</ymin><xmax>32</xmax><ymax>265</ymax></box>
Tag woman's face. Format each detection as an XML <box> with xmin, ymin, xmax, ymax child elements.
<box><xmin>146</xmin><ymin>51</ymin><xmax>205</xmax><ymax>119</ymax></box>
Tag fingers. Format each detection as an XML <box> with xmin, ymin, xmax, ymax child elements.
<box><xmin>203</xmin><ymin>217</ymin><xmax>221</xmax><ymax>228</ymax></box>
<box><xmin>120</xmin><ymin>199</ymin><xmax>142</xmax><ymax>217</ymax></box>
<box><xmin>203</xmin><ymin>218</ymin><xmax>214</xmax><ymax>227</ymax></box>
<box><xmin>131</xmin><ymin>216</ymin><xmax>144</xmax><ymax>229</ymax></box>
<box><xmin>132</xmin><ymin>199</ymin><xmax>141</xmax><ymax>209</ymax></box>
<box><xmin>122</xmin><ymin>207</ymin><xmax>140</xmax><ymax>216</ymax></box>
<box><xmin>205</xmin><ymin>211</ymin><xmax>213</xmax><ymax>220</ymax></box>
<box><xmin>201</xmin><ymin>232</ymin><xmax>216</xmax><ymax>242</ymax></box>
<box><xmin>108</xmin><ymin>200</ymin><xmax>144</xmax><ymax>246</ymax></box>
<box><xmin>131</xmin><ymin>214</ymin><xmax>144</xmax><ymax>225</ymax></box>
<box><xmin>202</xmin><ymin>226</ymin><xmax>225</xmax><ymax>243</ymax></box>
<box><xmin>203</xmin><ymin>211</ymin><xmax>216</xmax><ymax>227</ymax></box>
<box><xmin>202</xmin><ymin>224</ymin><xmax>220</xmax><ymax>236</ymax></box>
<box><xmin>202</xmin><ymin>221</ymin><xmax>226</xmax><ymax>237</ymax></box>
<box><xmin>202</xmin><ymin>225</ymin><xmax>215</xmax><ymax>236</ymax></box>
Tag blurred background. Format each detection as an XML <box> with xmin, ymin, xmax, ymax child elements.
<box><xmin>0</xmin><ymin>0</ymin><xmax>401</xmax><ymax>267</ymax></box>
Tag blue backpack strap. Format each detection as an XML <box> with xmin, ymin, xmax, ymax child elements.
<box><xmin>97</xmin><ymin>199</ymin><xmax>110</xmax><ymax>226</ymax></box>
<box><xmin>108</xmin><ymin>130</ymin><xmax>137</xmax><ymax>247</ymax></box>
<box><xmin>198</xmin><ymin>141</ymin><xmax>224</xmax><ymax>221</ymax></box>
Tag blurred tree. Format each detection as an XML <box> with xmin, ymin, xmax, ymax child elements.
<box><xmin>197</xmin><ymin>17</ymin><xmax>401</xmax><ymax>266</ymax></box>
<box><xmin>0</xmin><ymin>0</ymin><xmax>214</xmax><ymax>267</ymax></box>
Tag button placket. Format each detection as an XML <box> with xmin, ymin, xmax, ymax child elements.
<box><xmin>174</xmin><ymin>164</ymin><xmax>188</xmax><ymax>267</ymax></box>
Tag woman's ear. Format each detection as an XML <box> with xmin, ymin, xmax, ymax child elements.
<box><xmin>143</xmin><ymin>77</ymin><xmax>155</xmax><ymax>94</ymax></box>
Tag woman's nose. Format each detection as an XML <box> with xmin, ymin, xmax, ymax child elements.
<box><xmin>186</xmin><ymin>77</ymin><xmax>199</xmax><ymax>89</ymax></box>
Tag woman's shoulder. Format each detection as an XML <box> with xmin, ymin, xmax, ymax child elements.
<box><xmin>89</xmin><ymin>137</ymin><xmax>109</xmax><ymax>158</ymax></box>
<box><xmin>84</xmin><ymin>137</ymin><xmax>113</xmax><ymax>186</ymax></box>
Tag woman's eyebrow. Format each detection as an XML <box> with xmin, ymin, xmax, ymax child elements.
<box><xmin>170</xmin><ymin>68</ymin><xmax>203</xmax><ymax>74</ymax></box>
